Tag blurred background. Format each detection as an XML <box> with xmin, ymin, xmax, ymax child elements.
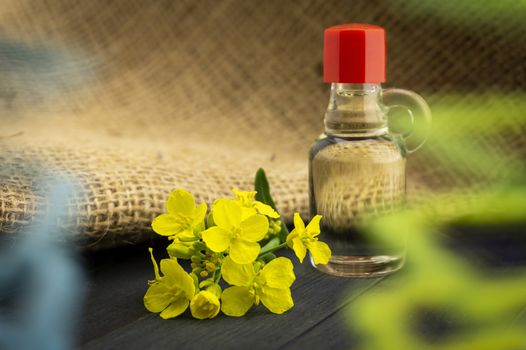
<box><xmin>0</xmin><ymin>0</ymin><xmax>525</xmax><ymax>349</ymax></box>
<box><xmin>1</xmin><ymin>0</ymin><xmax>524</xmax><ymax>246</ymax></box>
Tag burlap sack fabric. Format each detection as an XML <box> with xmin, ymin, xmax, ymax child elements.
<box><xmin>1</xmin><ymin>0</ymin><xmax>524</xmax><ymax>248</ymax></box>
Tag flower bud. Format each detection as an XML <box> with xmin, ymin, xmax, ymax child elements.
<box><xmin>199</xmin><ymin>279</ymin><xmax>214</xmax><ymax>289</ymax></box>
<box><xmin>206</xmin><ymin>283</ymin><xmax>222</xmax><ymax>298</ymax></box>
<box><xmin>206</xmin><ymin>211</ymin><xmax>216</xmax><ymax>228</ymax></box>
<box><xmin>189</xmin><ymin>272</ymin><xmax>199</xmax><ymax>289</ymax></box>
<box><xmin>178</xmin><ymin>234</ymin><xmax>199</xmax><ymax>242</ymax></box>
<box><xmin>191</xmin><ymin>255</ymin><xmax>203</xmax><ymax>263</ymax></box>
<box><xmin>190</xmin><ymin>291</ymin><xmax>220</xmax><ymax>320</ymax></box>
<box><xmin>192</xmin><ymin>242</ymin><xmax>206</xmax><ymax>251</ymax></box>
<box><xmin>253</xmin><ymin>261</ymin><xmax>263</xmax><ymax>273</ymax></box>
<box><xmin>167</xmin><ymin>242</ymin><xmax>193</xmax><ymax>259</ymax></box>
<box><xmin>205</xmin><ymin>262</ymin><xmax>216</xmax><ymax>272</ymax></box>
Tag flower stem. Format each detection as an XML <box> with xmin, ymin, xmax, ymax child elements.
<box><xmin>259</xmin><ymin>242</ymin><xmax>287</xmax><ymax>257</ymax></box>
<box><xmin>148</xmin><ymin>248</ymin><xmax>161</xmax><ymax>280</ymax></box>
<box><xmin>211</xmin><ymin>268</ymin><xmax>216</xmax><ymax>281</ymax></box>
<box><xmin>214</xmin><ymin>271</ymin><xmax>222</xmax><ymax>284</ymax></box>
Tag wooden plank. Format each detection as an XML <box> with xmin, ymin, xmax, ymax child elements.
<box><xmin>279</xmin><ymin>307</ymin><xmax>353</xmax><ymax>350</ymax></box>
<box><xmin>78</xmin><ymin>239</ymin><xmax>162</xmax><ymax>344</ymax></box>
<box><xmin>80</xmin><ymin>242</ymin><xmax>383</xmax><ymax>349</ymax></box>
<box><xmin>284</xmin><ymin>272</ymin><xmax>461</xmax><ymax>349</ymax></box>
<box><xmin>287</xmin><ymin>264</ymin><xmax>526</xmax><ymax>350</ymax></box>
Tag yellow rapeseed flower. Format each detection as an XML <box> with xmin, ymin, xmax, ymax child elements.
<box><xmin>287</xmin><ymin>213</ymin><xmax>331</xmax><ymax>265</ymax></box>
<box><xmin>152</xmin><ymin>189</ymin><xmax>207</xmax><ymax>240</ymax></box>
<box><xmin>232</xmin><ymin>188</ymin><xmax>280</xmax><ymax>218</ymax></box>
<box><xmin>202</xmin><ymin>200</ymin><xmax>269</xmax><ymax>264</ymax></box>
<box><xmin>190</xmin><ymin>290</ymin><xmax>221</xmax><ymax>319</ymax></box>
<box><xmin>220</xmin><ymin>256</ymin><xmax>295</xmax><ymax>316</ymax></box>
<box><xmin>144</xmin><ymin>248</ymin><xmax>195</xmax><ymax>319</ymax></box>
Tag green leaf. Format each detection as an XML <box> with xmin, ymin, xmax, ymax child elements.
<box><xmin>259</xmin><ymin>252</ymin><xmax>277</xmax><ymax>263</ymax></box>
<box><xmin>259</xmin><ymin>236</ymin><xmax>280</xmax><ymax>256</ymax></box>
<box><xmin>254</xmin><ymin>168</ymin><xmax>289</xmax><ymax>242</ymax></box>
<box><xmin>277</xmin><ymin>221</ymin><xmax>289</xmax><ymax>242</ymax></box>
<box><xmin>254</xmin><ymin>168</ymin><xmax>277</xmax><ymax>209</ymax></box>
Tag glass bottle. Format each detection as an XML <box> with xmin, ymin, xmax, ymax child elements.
<box><xmin>310</xmin><ymin>24</ymin><xmax>431</xmax><ymax>277</ymax></box>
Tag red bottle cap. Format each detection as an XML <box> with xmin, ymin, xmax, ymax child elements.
<box><xmin>324</xmin><ymin>24</ymin><xmax>386</xmax><ymax>84</ymax></box>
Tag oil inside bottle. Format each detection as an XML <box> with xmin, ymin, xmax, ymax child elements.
<box><xmin>309</xmin><ymin>134</ymin><xmax>406</xmax><ymax>277</ymax></box>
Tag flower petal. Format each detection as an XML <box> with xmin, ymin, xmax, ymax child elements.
<box><xmin>166</xmin><ymin>189</ymin><xmax>195</xmax><ymax>216</ymax></box>
<box><xmin>308</xmin><ymin>241</ymin><xmax>332</xmax><ymax>265</ymax></box>
<box><xmin>259</xmin><ymin>286</ymin><xmax>294</xmax><ymax>314</ymax></box>
<box><xmin>159</xmin><ymin>298</ymin><xmax>189</xmax><ymax>319</ymax></box>
<box><xmin>221</xmin><ymin>256</ymin><xmax>255</xmax><ymax>286</ymax></box>
<box><xmin>286</xmin><ymin>230</ymin><xmax>298</xmax><ymax>246</ymax></box>
<box><xmin>293</xmin><ymin>212</ymin><xmax>305</xmax><ymax>231</ymax></box>
<box><xmin>221</xmin><ymin>286</ymin><xmax>254</xmax><ymax>317</ymax></box>
<box><xmin>254</xmin><ymin>201</ymin><xmax>280</xmax><ymax>218</ymax></box>
<box><xmin>193</xmin><ymin>202</ymin><xmax>208</xmax><ymax>226</ymax></box>
<box><xmin>306</xmin><ymin>215</ymin><xmax>322</xmax><ymax>237</ymax></box>
<box><xmin>202</xmin><ymin>226</ymin><xmax>232</xmax><ymax>253</ymax></box>
<box><xmin>229</xmin><ymin>239</ymin><xmax>260</xmax><ymax>264</ymax></box>
<box><xmin>143</xmin><ymin>282</ymin><xmax>173</xmax><ymax>313</ymax></box>
<box><xmin>212</xmin><ymin>199</ymin><xmax>242</xmax><ymax>229</ymax></box>
<box><xmin>232</xmin><ymin>188</ymin><xmax>257</xmax><ymax>202</ymax></box>
<box><xmin>160</xmin><ymin>259</ymin><xmax>195</xmax><ymax>299</ymax></box>
<box><xmin>239</xmin><ymin>214</ymin><xmax>269</xmax><ymax>242</ymax></box>
<box><xmin>151</xmin><ymin>214</ymin><xmax>181</xmax><ymax>236</ymax></box>
<box><xmin>241</xmin><ymin>207</ymin><xmax>257</xmax><ymax>221</ymax></box>
<box><xmin>291</xmin><ymin>237</ymin><xmax>307</xmax><ymax>263</ymax></box>
<box><xmin>260</xmin><ymin>257</ymin><xmax>296</xmax><ymax>288</ymax></box>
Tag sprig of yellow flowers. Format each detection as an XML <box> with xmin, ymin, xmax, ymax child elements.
<box><xmin>144</xmin><ymin>169</ymin><xmax>332</xmax><ymax>319</ymax></box>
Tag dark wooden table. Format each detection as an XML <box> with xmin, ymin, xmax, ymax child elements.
<box><xmin>78</xmin><ymin>235</ymin><xmax>526</xmax><ymax>350</ymax></box>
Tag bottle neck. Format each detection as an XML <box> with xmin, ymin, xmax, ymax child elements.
<box><xmin>324</xmin><ymin>83</ymin><xmax>388</xmax><ymax>137</ymax></box>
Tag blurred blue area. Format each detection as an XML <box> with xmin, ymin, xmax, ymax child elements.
<box><xmin>0</xmin><ymin>183</ymin><xmax>84</xmax><ymax>350</ymax></box>
<box><xmin>0</xmin><ymin>38</ymin><xmax>95</xmax><ymax>112</ymax></box>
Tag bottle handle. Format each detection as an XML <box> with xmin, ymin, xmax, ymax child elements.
<box><xmin>382</xmin><ymin>88</ymin><xmax>432</xmax><ymax>154</ymax></box>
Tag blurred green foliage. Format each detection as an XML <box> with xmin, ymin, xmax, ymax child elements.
<box><xmin>351</xmin><ymin>189</ymin><xmax>526</xmax><ymax>350</ymax></box>
<box><xmin>425</xmin><ymin>94</ymin><xmax>525</xmax><ymax>183</ymax></box>
<box><xmin>347</xmin><ymin>94</ymin><xmax>526</xmax><ymax>349</ymax></box>
<box><xmin>404</xmin><ymin>0</ymin><xmax>526</xmax><ymax>29</ymax></box>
